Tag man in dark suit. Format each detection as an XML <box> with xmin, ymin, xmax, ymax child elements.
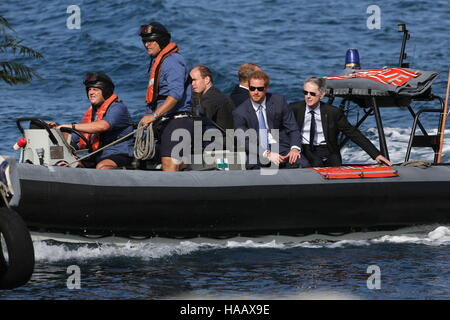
<box><xmin>190</xmin><ymin>65</ymin><xmax>234</xmax><ymax>130</ymax></box>
<box><xmin>233</xmin><ymin>70</ymin><xmax>310</xmax><ymax>169</ymax></box>
<box><xmin>290</xmin><ymin>76</ymin><xmax>392</xmax><ymax>167</ymax></box>
<box><xmin>230</xmin><ymin>62</ymin><xmax>261</xmax><ymax>108</ymax></box>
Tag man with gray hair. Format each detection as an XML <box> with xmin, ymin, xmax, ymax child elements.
<box><xmin>290</xmin><ymin>76</ymin><xmax>392</xmax><ymax>167</ymax></box>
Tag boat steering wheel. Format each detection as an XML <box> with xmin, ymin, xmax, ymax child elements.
<box><xmin>58</xmin><ymin>127</ymin><xmax>93</xmax><ymax>153</ymax></box>
<box><xmin>16</xmin><ymin>118</ymin><xmax>59</xmax><ymax>145</ymax></box>
<box><xmin>15</xmin><ymin>118</ymin><xmax>93</xmax><ymax>152</ymax></box>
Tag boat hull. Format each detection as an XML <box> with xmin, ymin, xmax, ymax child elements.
<box><xmin>8</xmin><ymin>163</ymin><xmax>450</xmax><ymax>238</ymax></box>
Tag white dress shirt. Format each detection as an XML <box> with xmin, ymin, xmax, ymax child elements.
<box><xmin>250</xmin><ymin>98</ymin><xmax>274</xmax><ymax>143</ymax></box>
<box><xmin>301</xmin><ymin>103</ymin><xmax>326</xmax><ymax>146</ymax></box>
<box><xmin>250</xmin><ymin>98</ymin><xmax>300</xmax><ymax>153</ymax></box>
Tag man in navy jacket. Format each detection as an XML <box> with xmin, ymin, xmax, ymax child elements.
<box><xmin>233</xmin><ymin>70</ymin><xmax>310</xmax><ymax>169</ymax></box>
<box><xmin>230</xmin><ymin>62</ymin><xmax>261</xmax><ymax>108</ymax></box>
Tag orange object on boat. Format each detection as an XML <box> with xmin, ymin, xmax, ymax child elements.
<box><xmin>309</xmin><ymin>165</ymin><xmax>398</xmax><ymax>179</ymax></box>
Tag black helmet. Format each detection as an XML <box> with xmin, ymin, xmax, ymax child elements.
<box><xmin>139</xmin><ymin>22</ymin><xmax>171</xmax><ymax>49</ymax></box>
<box><xmin>83</xmin><ymin>72</ymin><xmax>115</xmax><ymax>99</ymax></box>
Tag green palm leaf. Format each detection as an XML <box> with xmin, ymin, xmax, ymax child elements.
<box><xmin>0</xmin><ymin>35</ymin><xmax>44</xmax><ymax>59</ymax></box>
<box><xmin>0</xmin><ymin>61</ymin><xmax>42</xmax><ymax>85</ymax></box>
<box><xmin>0</xmin><ymin>15</ymin><xmax>44</xmax><ymax>85</ymax></box>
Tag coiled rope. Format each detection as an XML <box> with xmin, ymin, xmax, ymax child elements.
<box><xmin>64</xmin><ymin>123</ymin><xmax>156</xmax><ymax>167</ymax></box>
<box><xmin>133</xmin><ymin>122</ymin><xmax>156</xmax><ymax>160</ymax></box>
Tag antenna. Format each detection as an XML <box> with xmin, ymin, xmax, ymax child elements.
<box><xmin>398</xmin><ymin>24</ymin><xmax>410</xmax><ymax>68</ymax></box>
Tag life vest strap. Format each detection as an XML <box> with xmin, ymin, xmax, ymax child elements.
<box><xmin>146</xmin><ymin>42</ymin><xmax>179</xmax><ymax>108</ymax></box>
<box><xmin>79</xmin><ymin>94</ymin><xmax>119</xmax><ymax>151</ymax></box>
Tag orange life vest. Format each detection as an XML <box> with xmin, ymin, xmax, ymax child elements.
<box><xmin>79</xmin><ymin>93</ymin><xmax>118</xmax><ymax>151</ymax></box>
<box><xmin>145</xmin><ymin>42</ymin><xmax>178</xmax><ymax>108</ymax></box>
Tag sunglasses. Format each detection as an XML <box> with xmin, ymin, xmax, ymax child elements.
<box><xmin>249</xmin><ymin>86</ymin><xmax>265</xmax><ymax>92</ymax></box>
<box><xmin>303</xmin><ymin>90</ymin><xmax>318</xmax><ymax>97</ymax></box>
<box><xmin>142</xmin><ymin>39</ymin><xmax>155</xmax><ymax>45</ymax></box>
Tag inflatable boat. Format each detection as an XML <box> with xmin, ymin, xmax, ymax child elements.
<box><xmin>1</xmin><ymin>25</ymin><xmax>449</xmax><ymax>240</ymax></box>
<box><xmin>1</xmin><ymin>61</ymin><xmax>449</xmax><ymax>239</ymax></box>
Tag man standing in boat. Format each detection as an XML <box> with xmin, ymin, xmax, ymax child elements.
<box><xmin>50</xmin><ymin>72</ymin><xmax>134</xmax><ymax>169</ymax></box>
<box><xmin>290</xmin><ymin>77</ymin><xmax>392</xmax><ymax>167</ymax></box>
<box><xmin>138</xmin><ymin>22</ymin><xmax>193</xmax><ymax>171</ymax></box>
<box><xmin>230</xmin><ymin>62</ymin><xmax>261</xmax><ymax>108</ymax></box>
<box><xmin>190</xmin><ymin>65</ymin><xmax>234</xmax><ymax>130</ymax></box>
<box><xmin>233</xmin><ymin>70</ymin><xmax>310</xmax><ymax>169</ymax></box>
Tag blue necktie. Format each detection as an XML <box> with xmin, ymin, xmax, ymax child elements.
<box><xmin>257</xmin><ymin>105</ymin><xmax>269</xmax><ymax>151</ymax></box>
<box><xmin>309</xmin><ymin>110</ymin><xmax>316</xmax><ymax>151</ymax></box>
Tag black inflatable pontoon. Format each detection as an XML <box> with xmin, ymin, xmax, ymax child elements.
<box><xmin>0</xmin><ymin>157</ymin><xmax>449</xmax><ymax>238</ymax></box>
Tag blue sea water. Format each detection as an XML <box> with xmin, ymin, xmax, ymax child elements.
<box><xmin>1</xmin><ymin>0</ymin><xmax>450</xmax><ymax>301</ymax></box>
